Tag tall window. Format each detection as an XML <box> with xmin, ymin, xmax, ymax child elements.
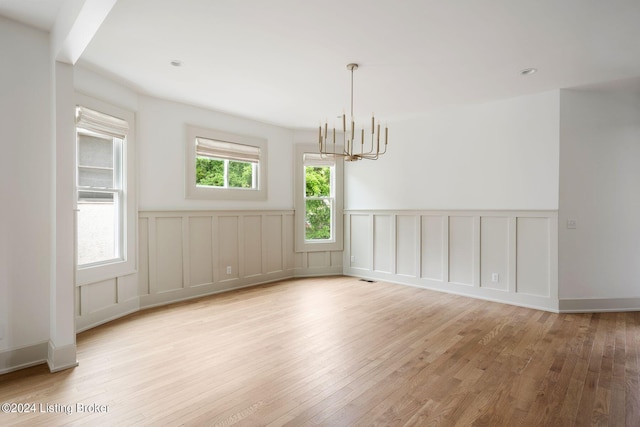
<box><xmin>294</xmin><ymin>144</ymin><xmax>343</xmax><ymax>252</ymax></box>
<box><xmin>185</xmin><ymin>126</ymin><xmax>267</xmax><ymax>201</ymax></box>
<box><xmin>76</xmin><ymin>106</ymin><xmax>128</xmax><ymax>267</ymax></box>
<box><xmin>304</xmin><ymin>154</ymin><xmax>334</xmax><ymax>241</ymax></box>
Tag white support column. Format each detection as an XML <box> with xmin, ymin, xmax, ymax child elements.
<box><xmin>48</xmin><ymin>61</ymin><xmax>78</xmax><ymax>372</ymax></box>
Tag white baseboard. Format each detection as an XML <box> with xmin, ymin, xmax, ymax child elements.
<box><xmin>343</xmin><ymin>269</ymin><xmax>560</xmax><ymax>313</ymax></box>
<box><xmin>139</xmin><ymin>270</ymin><xmax>295</xmax><ymax>309</ymax></box>
<box><xmin>76</xmin><ymin>297</ymin><xmax>140</xmax><ymax>333</ymax></box>
<box><xmin>294</xmin><ymin>265</ymin><xmax>343</xmax><ymax>277</ymax></box>
<box><xmin>559</xmin><ymin>297</ymin><xmax>640</xmax><ymax>313</ymax></box>
<box><xmin>0</xmin><ymin>341</ymin><xmax>48</xmax><ymax>375</ymax></box>
<box><xmin>47</xmin><ymin>341</ymin><xmax>78</xmax><ymax>373</ymax></box>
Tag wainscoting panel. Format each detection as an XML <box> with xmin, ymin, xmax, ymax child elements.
<box><xmin>80</xmin><ymin>278</ymin><xmax>117</xmax><ymax>314</ymax></box>
<box><xmin>373</xmin><ymin>215</ymin><xmax>393</xmax><ymax>273</ymax></box>
<box><xmin>138</xmin><ymin>217</ymin><xmax>149</xmax><ymax>295</ymax></box>
<box><xmin>516</xmin><ymin>217</ymin><xmax>551</xmax><ymax>297</ymax></box>
<box><xmin>307</xmin><ymin>251</ymin><xmax>329</xmax><ymax>268</ymax></box>
<box><xmin>218</xmin><ymin>215</ymin><xmax>239</xmax><ymax>281</ymax></box>
<box><xmin>480</xmin><ymin>217</ymin><xmax>509</xmax><ymax>291</ymax></box>
<box><xmin>135</xmin><ymin>210</ymin><xmax>339</xmax><ymax>308</ymax></box>
<box><xmin>344</xmin><ymin>210</ymin><xmax>558</xmax><ymax>312</ymax></box>
<box><xmin>76</xmin><ymin>272</ymin><xmax>139</xmax><ymax>332</ymax></box>
<box><xmin>155</xmin><ymin>217</ymin><xmax>184</xmax><ymax>292</ymax></box>
<box><xmin>349</xmin><ymin>214</ymin><xmax>372</xmax><ymax>271</ymax></box>
<box><xmin>282</xmin><ymin>214</ymin><xmax>297</xmax><ymax>272</ymax></box>
<box><xmin>188</xmin><ymin>216</ymin><xmax>213</xmax><ymax>286</ymax></box>
<box><xmin>421</xmin><ymin>215</ymin><xmax>445</xmax><ymax>281</ymax></box>
<box><xmin>449</xmin><ymin>216</ymin><xmax>475</xmax><ymax>286</ymax></box>
<box><xmin>396</xmin><ymin>215</ymin><xmax>418</xmax><ymax>277</ymax></box>
<box><xmin>243</xmin><ymin>215</ymin><xmax>263</xmax><ymax>278</ymax></box>
<box><xmin>265</xmin><ymin>215</ymin><xmax>284</xmax><ymax>274</ymax></box>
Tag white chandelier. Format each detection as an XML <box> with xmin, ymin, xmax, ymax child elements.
<box><xmin>318</xmin><ymin>63</ymin><xmax>388</xmax><ymax>161</ymax></box>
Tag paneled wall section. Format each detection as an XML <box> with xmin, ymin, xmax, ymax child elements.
<box><xmin>344</xmin><ymin>210</ymin><xmax>558</xmax><ymax>311</ymax></box>
<box><xmin>76</xmin><ymin>210</ymin><xmax>341</xmax><ymax>331</ymax></box>
<box><xmin>137</xmin><ymin>210</ymin><xmax>342</xmax><ymax>308</ymax></box>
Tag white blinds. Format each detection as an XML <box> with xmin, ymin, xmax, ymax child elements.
<box><xmin>303</xmin><ymin>152</ymin><xmax>335</xmax><ymax>167</ymax></box>
<box><xmin>196</xmin><ymin>137</ymin><xmax>260</xmax><ymax>163</ymax></box>
<box><xmin>76</xmin><ymin>106</ymin><xmax>129</xmax><ymax>139</ymax></box>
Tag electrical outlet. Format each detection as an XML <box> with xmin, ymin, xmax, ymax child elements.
<box><xmin>226</xmin><ymin>266</ymin><xmax>232</xmax><ymax>274</ymax></box>
<box><xmin>0</xmin><ymin>322</ymin><xmax>4</xmax><ymax>340</ymax></box>
<box><xmin>567</xmin><ymin>219</ymin><xmax>577</xmax><ymax>229</ymax></box>
<box><xmin>491</xmin><ymin>273</ymin><xmax>499</xmax><ymax>283</ymax></box>
<box><xmin>350</xmin><ymin>256</ymin><xmax>355</xmax><ymax>262</ymax></box>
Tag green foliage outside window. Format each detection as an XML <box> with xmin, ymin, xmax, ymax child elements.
<box><xmin>196</xmin><ymin>158</ymin><xmax>224</xmax><ymax>186</ymax></box>
<box><xmin>228</xmin><ymin>160</ymin><xmax>253</xmax><ymax>188</ymax></box>
<box><xmin>305</xmin><ymin>166</ymin><xmax>332</xmax><ymax>240</ymax></box>
<box><xmin>196</xmin><ymin>157</ymin><xmax>253</xmax><ymax>188</ymax></box>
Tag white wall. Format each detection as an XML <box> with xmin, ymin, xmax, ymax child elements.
<box><xmin>74</xmin><ymin>66</ymin><xmax>139</xmax><ymax>112</ymax></box>
<box><xmin>345</xmin><ymin>91</ymin><xmax>560</xmax><ymax>210</ymax></box>
<box><xmin>0</xmin><ymin>17</ymin><xmax>51</xmax><ymax>364</ymax></box>
<box><xmin>559</xmin><ymin>87</ymin><xmax>640</xmax><ymax>304</ymax></box>
<box><xmin>137</xmin><ymin>96</ymin><xmax>295</xmax><ymax>211</ymax></box>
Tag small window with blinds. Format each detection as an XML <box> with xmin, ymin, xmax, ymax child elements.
<box><xmin>186</xmin><ymin>126</ymin><xmax>267</xmax><ymax>200</ymax></box>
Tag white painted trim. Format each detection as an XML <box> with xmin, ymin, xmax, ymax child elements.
<box><xmin>0</xmin><ymin>342</ymin><xmax>49</xmax><ymax>375</ymax></box>
<box><xmin>185</xmin><ymin>125</ymin><xmax>268</xmax><ymax>201</ymax></box>
<box><xmin>294</xmin><ymin>144</ymin><xmax>344</xmax><ymax>252</ymax></box>
<box><xmin>76</xmin><ymin>297</ymin><xmax>140</xmax><ymax>333</ymax></box>
<box><xmin>139</xmin><ymin>267</ymin><xmax>341</xmax><ymax>312</ymax></box>
<box><xmin>559</xmin><ymin>298</ymin><xmax>640</xmax><ymax>313</ymax></box>
<box><xmin>294</xmin><ymin>266</ymin><xmax>343</xmax><ymax>277</ymax></box>
<box><xmin>47</xmin><ymin>341</ymin><xmax>78</xmax><ymax>373</ymax></box>
<box><xmin>75</xmin><ymin>94</ymin><xmax>137</xmax><ymax>286</ymax></box>
<box><xmin>344</xmin><ymin>270</ymin><xmax>559</xmax><ymax>313</ymax></box>
<box><xmin>139</xmin><ymin>270</ymin><xmax>294</xmax><ymax>308</ymax></box>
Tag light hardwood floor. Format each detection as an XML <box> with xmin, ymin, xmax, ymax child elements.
<box><xmin>1</xmin><ymin>276</ymin><xmax>639</xmax><ymax>426</ymax></box>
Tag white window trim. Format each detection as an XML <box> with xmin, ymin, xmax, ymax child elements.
<box><xmin>75</xmin><ymin>93</ymin><xmax>136</xmax><ymax>286</ymax></box>
<box><xmin>186</xmin><ymin>125</ymin><xmax>267</xmax><ymax>201</ymax></box>
<box><xmin>294</xmin><ymin>143</ymin><xmax>344</xmax><ymax>252</ymax></box>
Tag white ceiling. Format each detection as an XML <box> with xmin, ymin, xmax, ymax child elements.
<box><xmin>0</xmin><ymin>0</ymin><xmax>63</xmax><ymax>31</ymax></box>
<box><xmin>4</xmin><ymin>0</ymin><xmax>640</xmax><ymax>129</ymax></box>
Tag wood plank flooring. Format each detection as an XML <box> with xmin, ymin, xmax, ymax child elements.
<box><xmin>1</xmin><ymin>276</ymin><xmax>640</xmax><ymax>426</ymax></box>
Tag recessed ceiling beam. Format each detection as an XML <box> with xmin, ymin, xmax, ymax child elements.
<box><xmin>51</xmin><ymin>0</ymin><xmax>117</xmax><ymax>64</ymax></box>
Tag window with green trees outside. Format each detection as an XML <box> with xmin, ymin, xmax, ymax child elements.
<box><xmin>304</xmin><ymin>163</ymin><xmax>334</xmax><ymax>240</ymax></box>
<box><xmin>196</xmin><ymin>157</ymin><xmax>255</xmax><ymax>189</ymax></box>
